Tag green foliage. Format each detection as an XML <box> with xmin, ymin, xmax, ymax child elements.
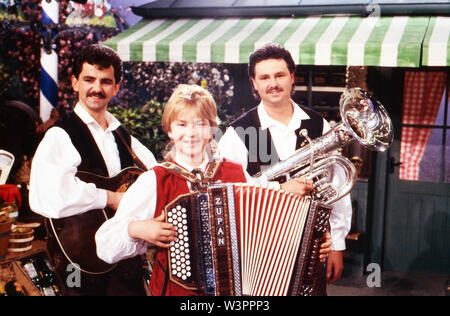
<box><xmin>109</xmin><ymin>100</ymin><xmax>168</xmax><ymax>162</ymax></box>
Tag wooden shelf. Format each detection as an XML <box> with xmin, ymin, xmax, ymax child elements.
<box><xmin>3</xmin><ymin>240</ymin><xmax>47</xmax><ymax>262</ymax></box>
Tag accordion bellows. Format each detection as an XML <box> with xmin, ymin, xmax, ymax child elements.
<box><xmin>166</xmin><ymin>184</ymin><xmax>330</xmax><ymax>296</ymax></box>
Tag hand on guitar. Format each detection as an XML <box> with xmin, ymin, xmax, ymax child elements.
<box><xmin>106</xmin><ymin>190</ymin><xmax>125</xmax><ymax>211</ymax></box>
<box><xmin>280</xmin><ymin>177</ymin><xmax>314</xmax><ymax>196</ymax></box>
<box><xmin>128</xmin><ymin>212</ymin><xmax>178</xmax><ymax>248</ymax></box>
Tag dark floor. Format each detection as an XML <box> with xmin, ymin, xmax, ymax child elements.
<box><xmin>327</xmin><ymin>270</ymin><xmax>449</xmax><ymax>296</ymax></box>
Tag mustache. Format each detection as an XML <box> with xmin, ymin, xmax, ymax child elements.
<box><xmin>266</xmin><ymin>87</ymin><xmax>283</xmax><ymax>94</ymax></box>
<box><xmin>87</xmin><ymin>91</ymin><xmax>106</xmax><ymax>99</ymax></box>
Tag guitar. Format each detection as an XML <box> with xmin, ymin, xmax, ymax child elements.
<box><xmin>48</xmin><ymin>167</ymin><xmax>144</xmax><ymax>275</ymax></box>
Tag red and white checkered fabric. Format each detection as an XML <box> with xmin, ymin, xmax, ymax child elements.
<box><xmin>400</xmin><ymin>71</ymin><xmax>447</xmax><ymax>180</ymax></box>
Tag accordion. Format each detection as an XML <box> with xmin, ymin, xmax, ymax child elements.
<box><xmin>165</xmin><ymin>184</ymin><xmax>331</xmax><ymax>296</ymax></box>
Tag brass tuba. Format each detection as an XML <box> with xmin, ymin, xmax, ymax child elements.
<box><xmin>253</xmin><ymin>88</ymin><xmax>393</xmax><ymax>205</ymax></box>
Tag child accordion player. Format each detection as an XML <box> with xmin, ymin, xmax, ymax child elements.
<box><xmin>95</xmin><ymin>84</ymin><xmax>330</xmax><ymax>296</ymax></box>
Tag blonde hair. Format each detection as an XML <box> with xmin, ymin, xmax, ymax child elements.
<box><xmin>162</xmin><ymin>84</ymin><xmax>219</xmax><ymax>161</ymax></box>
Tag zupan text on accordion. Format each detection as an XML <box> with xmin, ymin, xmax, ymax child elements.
<box><xmin>165</xmin><ymin>183</ymin><xmax>331</xmax><ymax>296</ymax></box>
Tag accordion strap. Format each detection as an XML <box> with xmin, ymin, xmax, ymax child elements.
<box><xmin>160</xmin><ymin>160</ymin><xmax>221</xmax><ymax>188</ymax></box>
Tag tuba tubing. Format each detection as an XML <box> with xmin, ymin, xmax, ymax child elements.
<box><xmin>293</xmin><ymin>154</ymin><xmax>357</xmax><ymax>205</ymax></box>
<box><xmin>253</xmin><ymin>123</ymin><xmax>357</xmax><ymax>205</ymax></box>
<box><xmin>254</xmin><ymin>122</ymin><xmax>352</xmax><ymax>182</ymax></box>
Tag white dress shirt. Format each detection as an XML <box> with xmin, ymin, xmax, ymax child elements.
<box><xmin>218</xmin><ymin>101</ymin><xmax>352</xmax><ymax>250</ymax></box>
<box><xmin>29</xmin><ymin>104</ymin><xmax>158</xmax><ymax>219</ymax></box>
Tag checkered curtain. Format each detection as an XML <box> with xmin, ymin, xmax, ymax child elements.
<box><xmin>400</xmin><ymin>71</ymin><xmax>447</xmax><ymax>180</ymax></box>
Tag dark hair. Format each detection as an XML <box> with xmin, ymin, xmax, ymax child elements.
<box><xmin>72</xmin><ymin>44</ymin><xmax>122</xmax><ymax>83</ymax></box>
<box><xmin>248</xmin><ymin>44</ymin><xmax>296</xmax><ymax>79</ymax></box>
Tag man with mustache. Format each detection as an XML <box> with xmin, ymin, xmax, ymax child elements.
<box><xmin>29</xmin><ymin>44</ymin><xmax>157</xmax><ymax>295</ymax></box>
<box><xmin>218</xmin><ymin>44</ymin><xmax>352</xmax><ymax>290</ymax></box>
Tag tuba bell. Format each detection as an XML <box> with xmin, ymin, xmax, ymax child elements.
<box><xmin>253</xmin><ymin>88</ymin><xmax>394</xmax><ymax>205</ymax></box>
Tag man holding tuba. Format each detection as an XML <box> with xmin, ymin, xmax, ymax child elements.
<box><xmin>218</xmin><ymin>44</ymin><xmax>352</xmax><ymax>285</ymax></box>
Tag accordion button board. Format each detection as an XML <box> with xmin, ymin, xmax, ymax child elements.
<box><xmin>167</xmin><ymin>205</ymin><xmax>192</xmax><ymax>281</ymax></box>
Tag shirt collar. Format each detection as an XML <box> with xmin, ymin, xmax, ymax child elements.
<box><xmin>74</xmin><ymin>103</ymin><xmax>121</xmax><ymax>132</ymax></box>
<box><xmin>174</xmin><ymin>153</ymin><xmax>210</xmax><ymax>173</ymax></box>
<box><xmin>257</xmin><ymin>100</ymin><xmax>310</xmax><ymax>131</ymax></box>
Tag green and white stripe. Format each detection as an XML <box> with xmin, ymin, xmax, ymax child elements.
<box><xmin>104</xmin><ymin>16</ymin><xmax>435</xmax><ymax>67</ymax></box>
<box><xmin>423</xmin><ymin>17</ymin><xmax>450</xmax><ymax>67</ymax></box>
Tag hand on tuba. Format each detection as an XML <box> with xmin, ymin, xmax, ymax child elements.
<box><xmin>280</xmin><ymin>177</ymin><xmax>314</xmax><ymax>196</ymax></box>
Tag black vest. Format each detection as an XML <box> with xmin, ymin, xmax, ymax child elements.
<box><xmin>52</xmin><ymin>111</ymin><xmax>134</xmax><ymax>176</ymax></box>
<box><xmin>46</xmin><ymin>112</ymin><xmax>146</xmax><ymax>296</ymax></box>
<box><xmin>230</xmin><ymin>105</ymin><xmax>324</xmax><ymax>177</ymax></box>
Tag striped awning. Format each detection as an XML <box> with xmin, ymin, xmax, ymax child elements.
<box><xmin>104</xmin><ymin>16</ymin><xmax>441</xmax><ymax>68</ymax></box>
<box><xmin>422</xmin><ymin>17</ymin><xmax>450</xmax><ymax>67</ymax></box>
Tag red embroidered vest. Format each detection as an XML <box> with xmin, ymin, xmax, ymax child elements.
<box><xmin>149</xmin><ymin>159</ymin><xmax>246</xmax><ymax>296</ymax></box>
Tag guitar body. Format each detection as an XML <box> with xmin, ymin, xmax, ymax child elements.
<box><xmin>48</xmin><ymin>167</ymin><xmax>144</xmax><ymax>274</ymax></box>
